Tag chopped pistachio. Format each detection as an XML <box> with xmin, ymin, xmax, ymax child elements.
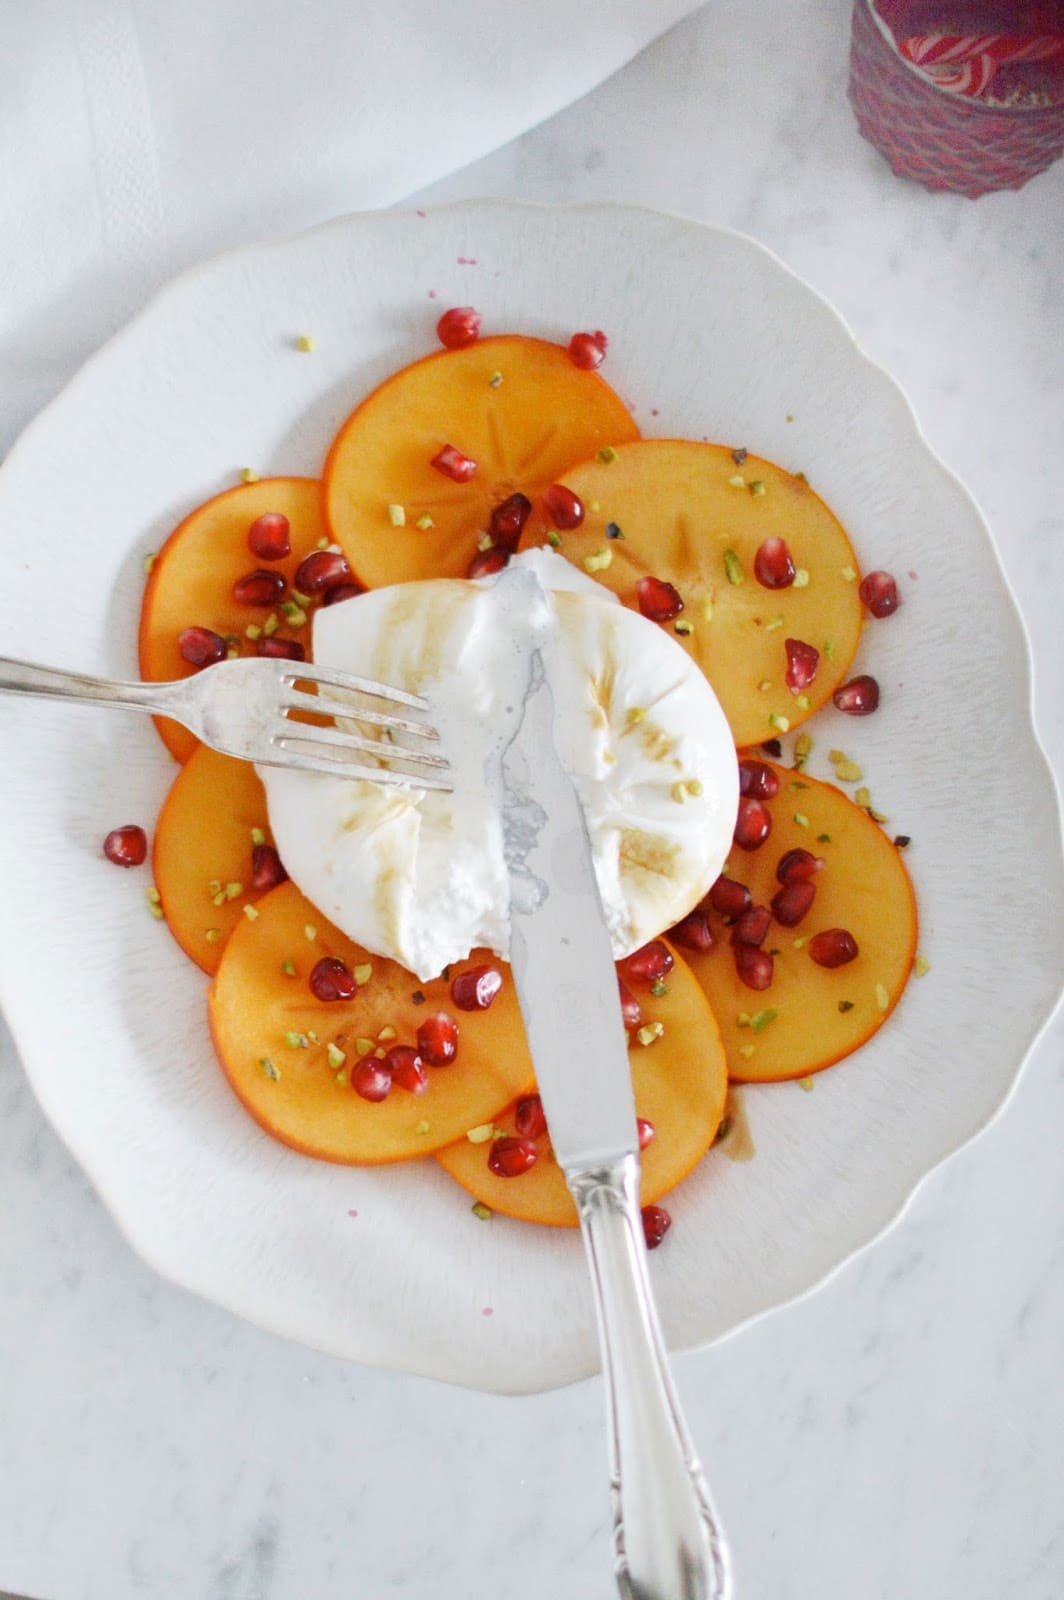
<box><xmin>353</xmin><ymin>963</ymin><xmax>373</xmax><ymax>986</ymax></box>
<box><xmin>281</xmin><ymin>601</ymin><xmax>308</xmax><ymax>628</ymax></box>
<box><xmin>588</xmin><ymin>499</ymin><xmax>601</xmax><ymax>512</ymax></box>
<box><xmin>914</xmin><ymin>955</ymin><xmax>931</xmax><ymax>977</ymax></box>
<box><xmin>476</xmin><ymin>533</ymin><xmax>494</xmax><ymax>552</ymax></box>
<box><xmin>240</xmin><ymin>467</ymin><xmax>259</xmax><ymax>484</ymax></box>
<box><xmin>793</xmin><ymin>812</ymin><xmax>809</xmax><ymax>828</ymax></box>
<box><xmin>855</xmin><ymin>786</ymin><xmax>871</xmax><ymax>808</ymax></box>
<box><xmin>284</xmin><ymin>1030</ymin><xmax>309</xmax><ymax>1049</ymax></box>
<box><xmin>245</xmin><ymin>623</ymin><xmax>263</xmax><ymax>640</ymax></box>
<box><xmin>466</xmin><ymin>1123</ymin><xmax>496</xmax><ymax>1144</ymax></box>
<box><xmin>224</xmin><ymin>881</ymin><xmax>243</xmax><ymax>901</ymax></box>
<box><xmin>728</xmin><ymin>474</ymin><xmax>746</xmax><ymax>488</ymax></box>
<box><xmin>333</xmin><ymin>1068</ymin><xmax>348</xmax><ymax>1085</ymax></box>
<box><xmin>211</xmin><ymin>891</ymin><xmax>227</xmax><ymax>907</ymax></box>
<box><xmin>584</xmin><ymin>546</ymin><xmax>613</xmax><ymax>574</ymax></box>
<box><xmin>738</xmin><ymin>1043</ymin><xmax>756</xmax><ymax>1059</ymax></box>
<box><xmin>304</xmin><ymin>923</ymin><xmax>317</xmax><ymax>941</ymax></box>
<box><xmin>142</xmin><ymin>552</ymin><xmax>156</xmax><ymax>575</ymax></box>
<box><xmin>650</xmin><ymin>979</ymin><xmax>669</xmax><ymax>997</ymax></box>
<box><xmin>670</xmin><ymin>782</ymin><xmax>689</xmax><ymax>804</ymax></box>
<box><xmin>226</xmin><ymin>645</ymin><xmax>240</xmax><ymax>660</ymax></box>
<box><xmin>724</xmin><ymin>548</ymin><xmax>744</xmax><ymax>585</ymax></box>
<box><xmin>471</xmin><ymin>1201</ymin><xmax>493</xmax><ymax>1220</ymax></box>
<box><xmin>736</xmin><ymin>1011</ymin><xmax>752</xmax><ymax>1028</ymax></box>
<box><xmin>205</xmin><ymin>928</ymin><xmax>222</xmax><ymax>944</ymax></box>
<box><xmin>250</xmin><ymin>827</ymin><xmax>266</xmax><ymax>847</ymax></box>
<box><xmin>597</xmin><ymin>446</ymin><xmax>618</xmax><ymax>464</ymax></box>
<box><xmin>795</xmin><ymin>695</ymin><xmax>811</xmax><ymax>711</ymax></box>
<box><xmin>750</xmin><ymin>1009</ymin><xmax>777</xmax><ymax>1033</ymax></box>
<box><xmin>148</xmin><ymin>902</ymin><xmax>165</xmax><ymax>920</ymax></box>
<box><xmin>636</xmin><ymin>1021</ymin><xmax>665</xmax><ymax>1047</ymax></box>
<box><xmin>260</xmin><ymin>1056</ymin><xmax>281</xmax><ymax>1082</ymax></box>
<box><xmin>768</xmin><ymin>713</ymin><xmax>790</xmax><ymax>733</ymax></box>
<box><xmin>626</xmin><ymin>706</ymin><xmax>646</xmax><ymax>725</ymax></box>
<box><xmin>415</xmin><ymin>513</ymin><xmax>435</xmax><ymax>530</ymax></box>
<box><xmin>374</xmin><ymin>1047</ymin><xmax>387</xmax><ymax>1060</ymax></box>
<box><xmin>292</xmin><ymin>589</ymin><xmax>312</xmax><ymax>608</ymax></box>
<box><xmin>242</xmin><ymin>904</ymin><xmax>259</xmax><ymax>921</ymax></box>
<box><xmin>875</xmin><ymin>983</ymin><xmax>889</xmax><ymax>1011</ymax></box>
<box><xmin>701</xmin><ymin>598</ymin><xmax>715</xmax><ymax>621</ymax></box>
<box><xmin>488</xmin><ymin>371</ymin><xmax>503</xmax><ymax>388</ymax></box>
<box><xmin>316</xmin><ymin>535</ymin><xmax>330</xmax><ymax>550</ymax></box>
<box><xmin>355</xmin><ymin>1037</ymin><xmax>375</xmax><ymax>1056</ymax></box>
<box><xmin>792</xmin><ymin>567</ymin><xmax>810</xmax><ymax>588</ymax></box>
<box><xmin>377</xmin><ymin>1025</ymin><xmax>397</xmax><ymax>1042</ymax></box>
<box><xmin>748</xmin><ymin>479</ymin><xmax>766</xmax><ymax>497</ymax></box>
<box><xmin>798</xmin><ymin>1077</ymin><xmax>815</xmax><ymax>1092</ymax></box>
<box><xmin>281</xmin><ymin>959</ymin><xmax>297</xmax><ymax>977</ymax></box>
<box><xmin>208</xmin><ymin>880</ymin><xmax>222</xmax><ymax>896</ymax></box>
<box><xmin>794</xmin><ymin>733</ymin><xmax>813</xmax><ymax>762</ymax></box>
<box><xmin>263</xmin><ymin>612</ymin><xmax>280</xmax><ymax>637</ymax></box>
<box><xmin>840</xmin><ymin>565</ymin><xmax>856</xmax><ymax>582</ymax></box>
<box><xmin>838</xmin><ymin>999</ymin><xmax>854</xmax><ymax>1013</ymax></box>
<box><xmin>792</xmin><ymin>935</ymin><xmax>809</xmax><ymax>949</ymax></box>
<box><xmin>824</xmin><ymin>639</ymin><xmax>837</xmax><ymax>659</ymax></box>
<box><xmin>547</xmin><ymin>531</ymin><xmax>562</xmax><ymax>549</ymax></box>
<box><xmin>145</xmin><ymin>886</ymin><xmax>162</xmax><ymax>905</ymax></box>
<box><xmin>870</xmin><ymin>808</ymin><xmax>889</xmax><ymax>824</ymax></box>
<box><xmin>387</xmin><ymin>503</ymin><xmax>406</xmax><ymax>527</ymax></box>
<box><xmin>295</xmin><ymin>333</ymin><xmax>315</xmax><ymax>352</ymax></box>
<box><xmin>674</xmin><ymin>618</ymin><xmax>694</xmax><ymax>636</ymax></box>
<box><xmin>816</xmin><ymin>833</ymin><xmax>832</xmax><ymax>844</ymax></box>
<box><xmin>326</xmin><ymin>1043</ymin><xmax>346</xmax><ymax>1070</ymax></box>
<box><xmin>765</xmin><ymin>613</ymin><xmax>785</xmax><ymax>632</ymax></box>
<box><xmin>414</xmin><ymin>1120</ymin><xmax>431</xmax><ymax>1136</ymax></box>
<box><xmin>685</xmin><ymin>778</ymin><xmax>703</xmax><ymax>797</ymax></box>
<box><xmin>834</xmin><ymin>758</ymin><xmax>863</xmax><ymax>783</ymax></box>
<box><xmin>758</xmin><ymin>679</ymin><xmax>773</xmax><ymax>693</ymax></box>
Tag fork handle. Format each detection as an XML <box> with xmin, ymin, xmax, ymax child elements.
<box><xmin>0</xmin><ymin>656</ymin><xmax>178</xmax><ymax>718</ymax></box>
<box><xmin>568</xmin><ymin>1154</ymin><xmax>732</xmax><ymax>1600</ymax></box>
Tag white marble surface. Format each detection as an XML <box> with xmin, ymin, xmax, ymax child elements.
<box><xmin>2</xmin><ymin>3</ymin><xmax>1062</xmax><ymax>1597</ymax></box>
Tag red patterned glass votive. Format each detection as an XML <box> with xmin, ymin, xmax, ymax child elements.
<box><xmin>848</xmin><ymin>0</ymin><xmax>1064</xmax><ymax>196</ymax></box>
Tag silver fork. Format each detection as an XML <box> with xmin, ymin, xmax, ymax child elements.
<box><xmin>0</xmin><ymin>655</ymin><xmax>452</xmax><ymax>789</ymax></box>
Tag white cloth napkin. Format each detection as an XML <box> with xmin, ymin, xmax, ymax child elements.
<box><xmin>0</xmin><ymin>0</ymin><xmax>701</xmax><ymax>457</ymax></box>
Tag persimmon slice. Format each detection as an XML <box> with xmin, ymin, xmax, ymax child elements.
<box><xmin>208</xmin><ymin>881</ymin><xmax>534</xmax><ymax>1164</ymax></box>
<box><xmin>139</xmin><ymin>478</ymin><xmax>329</xmax><ymax>761</ymax></box>
<box><xmin>153</xmin><ymin>747</ymin><xmax>275</xmax><ymax>976</ymax></box>
<box><xmin>435</xmin><ymin>946</ymin><xmax>728</xmax><ymax>1226</ymax></box>
<box><xmin>682</xmin><ymin>763</ymin><xmax>918</xmax><ymax>1082</ymax></box>
<box><xmin>323</xmin><ymin>336</ymin><xmax>639</xmax><ymax>587</ymax></box>
<box><xmin>523</xmin><ymin>441</ymin><xmax>863</xmax><ymax>748</ymax></box>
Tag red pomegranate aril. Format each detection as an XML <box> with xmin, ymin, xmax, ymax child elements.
<box><xmin>103</xmin><ymin>825</ymin><xmax>147</xmax><ymax>867</ymax></box>
<box><xmin>734</xmin><ymin>796</ymin><xmax>772</xmax><ymax>851</ymax></box>
<box><xmin>859</xmin><ymin>570</ymin><xmax>901</xmax><ymax>618</ymax></box>
<box><xmin>641</xmin><ymin>1203</ymin><xmax>671</xmax><ymax>1249</ymax></box>
<box><xmin>250</xmin><ymin>843</ymin><xmax>288</xmax><ymax>892</ymax></box>
<box><xmin>247</xmin><ymin>512</ymin><xmax>291</xmax><ymax>561</ymax></box>
<box><xmin>488</xmin><ymin>1136</ymin><xmax>538</xmax><ymax>1178</ymax></box>
<box><xmin>233</xmin><ymin>568</ymin><xmax>286</xmax><ymax>607</ymax></box>
<box><xmin>487</xmin><ymin>492</ymin><xmax>532</xmax><ymax>553</ymax></box>
<box><xmin>734</xmin><ymin>943</ymin><xmax>774</xmax><ymax>991</ymax></box>
<box><xmin>322</xmin><ymin>581</ymin><xmax>364</xmax><ymax>606</ymax></box>
<box><xmin>809</xmin><ymin>928</ymin><xmax>859</xmax><ymax>967</ymax></box>
<box><xmin>617</xmin><ymin>979</ymin><xmax>643</xmax><ymax>1032</ymax></box>
<box><xmin>294</xmin><ymin>549</ymin><xmax>351</xmax><ymax>594</ymax></box>
<box><xmin>542</xmin><ymin>483</ymin><xmax>585</xmax><ymax>530</ymax></box>
<box><xmin>776</xmin><ymin>847</ymin><xmax>823</xmax><ymax>884</ymax></box>
<box><xmin>385</xmin><ymin>1045</ymin><xmax>428</xmax><ymax>1095</ymax></box>
<box><xmin>451</xmin><ymin>964</ymin><xmax>503</xmax><ymax>1011</ymax></box>
<box><xmin>708</xmin><ymin>875</ymin><xmax>752</xmax><ymax>919</ymax></box>
<box><xmin>417</xmin><ymin>1011</ymin><xmax>459</xmax><ymax>1067</ymax></box>
<box><xmin>568</xmin><ymin>329</ymin><xmax>608</xmax><ymax>370</ymax></box>
<box><xmin>730</xmin><ymin>904</ymin><xmax>772</xmax><ymax>948</ymax></box>
<box><xmin>669</xmin><ymin>909</ymin><xmax>715</xmax><ymax>952</ymax></box>
<box><xmin>737</xmin><ymin>759</ymin><xmax>780</xmax><ymax>799</ymax></box>
<box><xmin>636</xmin><ymin>575</ymin><xmax>684</xmax><ymax>623</ymax></box>
<box><xmin>514</xmin><ymin>1093</ymin><xmax>548</xmax><ymax>1140</ymax></box>
<box><xmin>833</xmin><ymin>675</ymin><xmax>880</xmax><ymax>716</ymax></box>
<box><xmin>636</xmin><ymin>1117</ymin><xmax>655</xmax><ymax>1151</ymax></box>
<box><xmin>754</xmin><ymin>536</ymin><xmax>796</xmax><ymax>589</ymax></box>
<box><xmin>623</xmin><ymin>940</ymin><xmax>674</xmax><ymax>985</ymax></box>
<box><xmin>430</xmin><ymin>443</ymin><xmax>477</xmax><ymax>482</ymax></box>
<box><xmin>256</xmin><ymin>636</ymin><xmax>305</xmax><ymax>661</ymax></box>
<box><xmin>352</xmin><ymin>1056</ymin><xmax>392</xmax><ymax>1102</ymax></box>
<box><xmin>436</xmin><ymin>305</ymin><xmax>481</xmax><ymax>349</ymax></box>
<box><xmin>308</xmin><ymin>956</ymin><xmax>358</xmax><ymax>1002</ymax></box>
<box><xmin>771</xmin><ymin>878</ymin><xmax>816</xmax><ymax>927</ymax></box>
<box><xmin>784</xmin><ymin>637</ymin><xmax>820</xmax><ymax>695</ymax></box>
<box><xmin>467</xmin><ymin>547</ymin><xmax>509</xmax><ymax>579</ymax></box>
<box><xmin>178</xmin><ymin>626</ymin><xmax>227</xmax><ymax>668</ymax></box>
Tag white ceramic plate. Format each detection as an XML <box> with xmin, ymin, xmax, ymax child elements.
<box><xmin>1</xmin><ymin>202</ymin><xmax>1060</xmax><ymax>1394</ymax></box>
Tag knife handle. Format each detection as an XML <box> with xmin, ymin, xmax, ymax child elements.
<box><xmin>568</xmin><ymin>1154</ymin><xmax>733</xmax><ymax>1600</ymax></box>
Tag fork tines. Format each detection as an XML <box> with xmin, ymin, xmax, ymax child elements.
<box><xmin>272</xmin><ymin>661</ymin><xmax>451</xmax><ymax>789</ymax></box>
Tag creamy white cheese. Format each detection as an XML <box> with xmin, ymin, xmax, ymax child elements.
<box><xmin>261</xmin><ymin>556</ymin><xmax>737</xmax><ymax>980</ymax></box>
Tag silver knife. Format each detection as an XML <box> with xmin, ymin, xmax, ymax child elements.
<box><xmin>496</xmin><ymin>576</ymin><xmax>733</xmax><ymax>1600</ymax></box>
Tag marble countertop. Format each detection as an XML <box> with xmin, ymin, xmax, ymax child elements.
<box><xmin>2</xmin><ymin>4</ymin><xmax>1062</xmax><ymax>1598</ymax></box>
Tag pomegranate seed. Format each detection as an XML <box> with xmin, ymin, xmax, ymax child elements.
<box><xmin>256</xmin><ymin>637</ymin><xmax>305</xmax><ymax>660</ymax></box>
<box><xmin>487</xmin><ymin>492</ymin><xmax>532</xmax><ymax>554</ymax></box>
<box><xmin>467</xmin><ymin>547</ymin><xmax>510</xmax><ymax>579</ymax></box>
<box><xmin>308</xmin><ymin>956</ymin><xmax>358</xmax><ymax>1002</ymax></box>
<box><xmin>730</xmin><ymin>905</ymin><xmax>771</xmax><ymax>947</ymax></box>
<box><xmin>859</xmin><ymin>570</ymin><xmax>901</xmax><ymax>618</ymax></box>
<box><xmin>617</xmin><ymin>978</ymin><xmax>643</xmax><ymax>1032</ymax></box>
<box><xmin>436</xmin><ymin>305</ymin><xmax>481</xmax><ymax>349</ymax></box>
<box><xmin>809</xmin><ymin>928</ymin><xmax>859</xmax><ymax>967</ymax></box>
<box><xmin>833</xmin><ymin>675</ymin><xmax>880</xmax><ymax>716</ymax></box>
<box><xmin>636</xmin><ymin>575</ymin><xmax>684</xmax><ymax>622</ymax></box>
<box><xmin>103</xmin><ymin>824</ymin><xmax>147</xmax><ymax>867</ymax></box>
<box><xmin>178</xmin><ymin>626</ymin><xmax>227</xmax><ymax>668</ymax></box>
<box><xmin>738</xmin><ymin>759</ymin><xmax>780</xmax><ymax>799</ymax></box>
<box><xmin>735</xmin><ymin>944</ymin><xmax>774</xmax><ymax>990</ymax></box>
<box><xmin>734</xmin><ymin>796</ymin><xmax>772</xmax><ymax>851</ymax></box>
<box><xmin>669</xmin><ymin>909</ymin><xmax>715</xmax><ymax>952</ymax></box>
<box><xmin>322</xmin><ymin>581</ymin><xmax>364</xmax><ymax>606</ymax></box>
<box><xmin>754</xmin><ymin>536</ymin><xmax>796</xmax><ymax>589</ymax></box>
<box><xmin>247</xmin><ymin>512</ymin><xmax>291</xmax><ymax>561</ymax></box>
<box><xmin>417</xmin><ymin>1011</ymin><xmax>459</xmax><ymax>1066</ymax></box>
<box><xmin>352</xmin><ymin>1056</ymin><xmax>392</xmax><ymax>1102</ymax></box>
<box><xmin>233</xmin><ymin>568</ymin><xmax>286</xmax><ymax>607</ymax></box>
<box><xmin>623</xmin><ymin>941</ymin><xmax>674</xmax><ymax>984</ymax></box>
<box><xmin>294</xmin><ymin>549</ymin><xmax>351</xmax><ymax>594</ymax></box>
<box><xmin>542</xmin><ymin>483</ymin><xmax>585</xmax><ymax>530</ymax></box>
<box><xmin>568</xmin><ymin>330</ymin><xmax>608</xmax><ymax>370</ymax></box>
<box><xmin>250</xmin><ymin>843</ymin><xmax>288</xmax><ymax>892</ymax></box>
<box><xmin>785</xmin><ymin>637</ymin><xmax>820</xmax><ymax>695</ymax></box>
<box><xmin>708</xmin><ymin>875</ymin><xmax>752</xmax><ymax>919</ymax></box>
<box><xmin>430</xmin><ymin>443</ymin><xmax>477</xmax><ymax>482</ymax></box>
<box><xmin>384</xmin><ymin>1045</ymin><xmax>427</xmax><ymax>1095</ymax></box>
<box><xmin>641</xmin><ymin>1204</ymin><xmax>671</xmax><ymax>1249</ymax></box>
<box><xmin>488</xmin><ymin>1136</ymin><xmax>538</xmax><ymax>1177</ymax></box>
<box><xmin>776</xmin><ymin>848</ymin><xmax>823</xmax><ymax>884</ymax></box>
<box><xmin>514</xmin><ymin>1093</ymin><xmax>548</xmax><ymax>1140</ymax></box>
<box><xmin>636</xmin><ymin>1117</ymin><xmax>655</xmax><ymax>1151</ymax></box>
<box><xmin>771</xmin><ymin>878</ymin><xmax>816</xmax><ymax>926</ymax></box>
<box><xmin>451</xmin><ymin>965</ymin><xmax>503</xmax><ymax>1011</ymax></box>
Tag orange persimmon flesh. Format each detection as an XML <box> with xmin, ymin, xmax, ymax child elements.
<box><xmin>208</xmin><ymin>881</ymin><xmax>535</xmax><ymax>1164</ymax></box>
<box><xmin>139</xmin><ymin>477</ymin><xmax>329</xmax><ymax>762</ymax></box>
<box><xmin>523</xmin><ymin>441</ymin><xmax>863</xmax><ymax>748</ymax></box>
<box><xmin>682</xmin><ymin>763</ymin><xmax>917</xmax><ymax>1082</ymax></box>
<box><xmin>153</xmin><ymin>747</ymin><xmax>277</xmax><ymax>976</ymax></box>
<box><xmin>435</xmin><ymin>946</ymin><xmax>728</xmax><ymax>1226</ymax></box>
<box><xmin>323</xmin><ymin>335</ymin><xmax>639</xmax><ymax>587</ymax></box>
